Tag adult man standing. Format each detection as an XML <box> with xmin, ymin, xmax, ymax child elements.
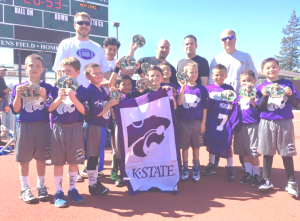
<box><xmin>53</xmin><ymin>12</ymin><xmax>110</xmax><ymax>87</ymax></box>
<box><xmin>209</xmin><ymin>29</ymin><xmax>257</xmax><ymax>92</ymax></box>
<box><xmin>177</xmin><ymin>35</ymin><xmax>209</xmax><ymax>86</ymax></box>
<box><xmin>132</xmin><ymin>39</ymin><xmax>178</xmax><ymax>84</ymax></box>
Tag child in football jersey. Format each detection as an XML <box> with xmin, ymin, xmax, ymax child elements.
<box><xmin>10</xmin><ymin>54</ymin><xmax>53</xmax><ymax>203</ymax></box>
<box><xmin>158</xmin><ymin>62</ymin><xmax>180</xmax><ymax>98</ymax></box>
<box><xmin>203</xmin><ymin>64</ymin><xmax>239</xmax><ymax>182</ymax></box>
<box><xmin>177</xmin><ymin>62</ymin><xmax>208</xmax><ymax>182</ymax></box>
<box><xmin>256</xmin><ymin>57</ymin><xmax>299</xmax><ymax>198</ymax></box>
<box><xmin>47</xmin><ymin>57</ymin><xmax>89</xmax><ymax>208</ymax></box>
<box><xmin>84</xmin><ymin>63</ymin><xmax>119</xmax><ymax>195</ymax></box>
<box><xmin>234</xmin><ymin>70</ymin><xmax>262</xmax><ymax>186</ymax></box>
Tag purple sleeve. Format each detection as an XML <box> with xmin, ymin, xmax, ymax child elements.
<box><xmin>201</xmin><ymin>87</ymin><xmax>208</xmax><ymax>108</ymax></box>
<box><xmin>9</xmin><ymin>85</ymin><xmax>19</xmax><ymax>114</ymax></box>
<box><xmin>45</xmin><ymin>87</ymin><xmax>58</xmax><ymax>111</ymax></box>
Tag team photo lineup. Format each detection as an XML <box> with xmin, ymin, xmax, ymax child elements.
<box><xmin>7</xmin><ymin>11</ymin><xmax>300</xmax><ymax>208</ymax></box>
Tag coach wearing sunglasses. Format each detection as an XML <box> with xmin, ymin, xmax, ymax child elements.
<box><xmin>208</xmin><ymin>29</ymin><xmax>257</xmax><ymax>92</ymax></box>
<box><xmin>53</xmin><ymin>12</ymin><xmax>110</xmax><ymax>87</ymax></box>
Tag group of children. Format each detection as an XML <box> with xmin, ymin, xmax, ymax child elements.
<box><xmin>10</xmin><ymin>53</ymin><xmax>299</xmax><ymax>209</ymax></box>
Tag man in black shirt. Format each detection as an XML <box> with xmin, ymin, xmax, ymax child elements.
<box><xmin>177</xmin><ymin>35</ymin><xmax>209</xmax><ymax>86</ymax></box>
<box><xmin>131</xmin><ymin>39</ymin><xmax>178</xmax><ymax>85</ymax></box>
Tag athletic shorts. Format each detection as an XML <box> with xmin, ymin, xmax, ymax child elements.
<box><xmin>258</xmin><ymin>119</ymin><xmax>297</xmax><ymax>157</ymax></box>
<box><xmin>86</xmin><ymin>124</ymin><xmax>106</xmax><ymax>157</ymax></box>
<box><xmin>178</xmin><ymin>119</ymin><xmax>203</xmax><ymax>149</ymax></box>
<box><xmin>15</xmin><ymin>121</ymin><xmax>51</xmax><ymax>162</ymax></box>
<box><xmin>50</xmin><ymin>122</ymin><xmax>85</xmax><ymax>165</ymax></box>
<box><xmin>234</xmin><ymin>123</ymin><xmax>260</xmax><ymax>158</ymax></box>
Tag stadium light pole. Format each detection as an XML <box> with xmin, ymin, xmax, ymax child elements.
<box><xmin>112</xmin><ymin>21</ymin><xmax>120</xmax><ymax>59</ymax></box>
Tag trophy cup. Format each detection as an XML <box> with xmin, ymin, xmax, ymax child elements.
<box><xmin>110</xmin><ymin>90</ymin><xmax>123</xmax><ymax>100</ymax></box>
<box><xmin>132</xmin><ymin>35</ymin><xmax>146</xmax><ymax>48</ymax></box>
<box><xmin>136</xmin><ymin>78</ymin><xmax>153</xmax><ymax>93</ymax></box>
<box><xmin>239</xmin><ymin>85</ymin><xmax>256</xmax><ymax>99</ymax></box>
<box><xmin>57</xmin><ymin>76</ymin><xmax>79</xmax><ymax>91</ymax></box>
<box><xmin>21</xmin><ymin>83</ymin><xmax>41</xmax><ymax>100</ymax></box>
<box><xmin>266</xmin><ymin>83</ymin><xmax>284</xmax><ymax>98</ymax></box>
<box><xmin>141</xmin><ymin>62</ymin><xmax>152</xmax><ymax>77</ymax></box>
<box><xmin>176</xmin><ymin>71</ymin><xmax>189</xmax><ymax>84</ymax></box>
<box><xmin>221</xmin><ymin>90</ymin><xmax>237</xmax><ymax>102</ymax></box>
<box><xmin>120</xmin><ymin>55</ymin><xmax>136</xmax><ymax>70</ymax></box>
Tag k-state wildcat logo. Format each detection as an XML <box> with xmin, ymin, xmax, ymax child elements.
<box><xmin>127</xmin><ymin>115</ymin><xmax>170</xmax><ymax>157</ymax></box>
<box><xmin>76</xmin><ymin>49</ymin><xmax>95</xmax><ymax>60</ymax></box>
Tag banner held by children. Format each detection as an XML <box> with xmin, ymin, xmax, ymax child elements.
<box><xmin>114</xmin><ymin>89</ymin><xmax>180</xmax><ymax>195</ymax></box>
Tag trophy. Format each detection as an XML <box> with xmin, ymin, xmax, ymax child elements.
<box><xmin>136</xmin><ymin>78</ymin><xmax>153</xmax><ymax>93</ymax></box>
<box><xmin>110</xmin><ymin>90</ymin><xmax>123</xmax><ymax>100</ymax></box>
<box><xmin>141</xmin><ymin>62</ymin><xmax>152</xmax><ymax>77</ymax></box>
<box><xmin>57</xmin><ymin>76</ymin><xmax>78</xmax><ymax>91</ymax></box>
<box><xmin>176</xmin><ymin>71</ymin><xmax>189</xmax><ymax>84</ymax></box>
<box><xmin>266</xmin><ymin>83</ymin><xmax>284</xmax><ymax>98</ymax></box>
<box><xmin>21</xmin><ymin>83</ymin><xmax>41</xmax><ymax>100</ymax></box>
<box><xmin>239</xmin><ymin>85</ymin><xmax>256</xmax><ymax>99</ymax></box>
<box><xmin>120</xmin><ymin>55</ymin><xmax>136</xmax><ymax>70</ymax></box>
<box><xmin>221</xmin><ymin>90</ymin><xmax>237</xmax><ymax>102</ymax></box>
<box><xmin>132</xmin><ymin>35</ymin><xmax>146</xmax><ymax>48</ymax></box>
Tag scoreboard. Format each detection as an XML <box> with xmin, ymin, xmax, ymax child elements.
<box><xmin>0</xmin><ymin>0</ymin><xmax>109</xmax><ymax>53</ymax></box>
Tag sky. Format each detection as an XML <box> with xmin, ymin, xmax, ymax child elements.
<box><xmin>108</xmin><ymin>0</ymin><xmax>300</xmax><ymax>72</ymax></box>
<box><xmin>0</xmin><ymin>0</ymin><xmax>299</xmax><ymax>73</ymax></box>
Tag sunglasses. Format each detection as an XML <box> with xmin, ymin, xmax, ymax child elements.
<box><xmin>221</xmin><ymin>35</ymin><xmax>235</xmax><ymax>42</ymax></box>
<box><xmin>76</xmin><ymin>21</ymin><xmax>91</xmax><ymax>26</ymax></box>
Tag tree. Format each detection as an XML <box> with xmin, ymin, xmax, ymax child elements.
<box><xmin>276</xmin><ymin>10</ymin><xmax>300</xmax><ymax>72</ymax></box>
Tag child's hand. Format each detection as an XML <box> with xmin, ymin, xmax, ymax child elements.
<box><xmin>200</xmin><ymin>123</ymin><xmax>206</xmax><ymax>133</ymax></box>
<box><xmin>130</xmin><ymin>42</ymin><xmax>139</xmax><ymax>52</ymax></box>
<box><xmin>65</xmin><ymin>88</ymin><xmax>76</xmax><ymax>99</ymax></box>
<box><xmin>108</xmin><ymin>97</ymin><xmax>119</xmax><ymax>107</ymax></box>
<box><xmin>110</xmin><ymin>86</ymin><xmax>119</xmax><ymax>93</ymax></box>
<box><xmin>246</xmin><ymin>82</ymin><xmax>254</xmax><ymax>87</ymax></box>
<box><xmin>178</xmin><ymin>79</ymin><xmax>187</xmax><ymax>88</ymax></box>
<box><xmin>57</xmin><ymin>88</ymin><xmax>66</xmax><ymax>100</ymax></box>
<box><xmin>121</xmin><ymin>69</ymin><xmax>135</xmax><ymax>77</ymax></box>
<box><xmin>134</xmin><ymin>61</ymin><xmax>140</xmax><ymax>70</ymax></box>
<box><xmin>284</xmin><ymin>86</ymin><xmax>292</xmax><ymax>96</ymax></box>
<box><xmin>115</xmin><ymin>59</ymin><xmax>121</xmax><ymax>68</ymax></box>
<box><xmin>16</xmin><ymin>85</ymin><xmax>25</xmax><ymax>95</ymax></box>
<box><xmin>36</xmin><ymin>87</ymin><xmax>46</xmax><ymax>97</ymax></box>
<box><xmin>262</xmin><ymin>86</ymin><xmax>268</xmax><ymax>96</ymax></box>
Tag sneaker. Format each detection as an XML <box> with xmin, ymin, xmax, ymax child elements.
<box><xmin>181</xmin><ymin>167</ymin><xmax>189</xmax><ymax>181</ymax></box>
<box><xmin>37</xmin><ymin>185</ymin><xmax>48</xmax><ymax>201</ymax></box>
<box><xmin>258</xmin><ymin>179</ymin><xmax>274</xmax><ymax>192</ymax></box>
<box><xmin>252</xmin><ymin>174</ymin><xmax>264</xmax><ymax>187</ymax></box>
<box><xmin>89</xmin><ymin>180</ymin><xmax>110</xmax><ymax>196</ymax></box>
<box><xmin>203</xmin><ymin>163</ymin><xmax>216</xmax><ymax>176</ymax></box>
<box><xmin>98</xmin><ymin>171</ymin><xmax>104</xmax><ymax>178</ymax></box>
<box><xmin>115</xmin><ymin>176</ymin><xmax>125</xmax><ymax>187</ymax></box>
<box><xmin>285</xmin><ymin>182</ymin><xmax>298</xmax><ymax>198</ymax></box>
<box><xmin>54</xmin><ymin>190</ymin><xmax>67</xmax><ymax>208</ymax></box>
<box><xmin>68</xmin><ymin>188</ymin><xmax>84</xmax><ymax>203</ymax></box>
<box><xmin>192</xmin><ymin>167</ymin><xmax>200</xmax><ymax>181</ymax></box>
<box><xmin>239</xmin><ymin>172</ymin><xmax>252</xmax><ymax>185</ymax></box>
<box><xmin>226</xmin><ymin>166</ymin><xmax>235</xmax><ymax>182</ymax></box>
<box><xmin>110</xmin><ymin>169</ymin><xmax>118</xmax><ymax>181</ymax></box>
<box><xmin>76</xmin><ymin>172</ymin><xmax>84</xmax><ymax>182</ymax></box>
<box><xmin>81</xmin><ymin>167</ymin><xmax>87</xmax><ymax>176</ymax></box>
<box><xmin>45</xmin><ymin>160</ymin><xmax>52</xmax><ymax>165</ymax></box>
<box><xmin>20</xmin><ymin>187</ymin><xmax>36</xmax><ymax>204</ymax></box>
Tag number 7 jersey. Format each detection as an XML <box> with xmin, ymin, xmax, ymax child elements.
<box><xmin>204</xmin><ymin>84</ymin><xmax>239</xmax><ymax>158</ymax></box>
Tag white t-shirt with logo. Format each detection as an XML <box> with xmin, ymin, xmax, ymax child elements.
<box><xmin>53</xmin><ymin>37</ymin><xmax>110</xmax><ymax>88</ymax></box>
<box><xmin>209</xmin><ymin>50</ymin><xmax>257</xmax><ymax>92</ymax></box>
<box><xmin>107</xmin><ymin>59</ymin><xmax>116</xmax><ymax>72</ymax></box>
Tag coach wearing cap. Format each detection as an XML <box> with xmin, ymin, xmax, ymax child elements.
<box><xmin>208</xmin><ymin>29</ymin><xmax>257</xmax><ymax>92</ymax></box>
<box><xmin>53</xmin><ymin>12</ymin><xmax>110</xmax><ymax>87</ymax></box>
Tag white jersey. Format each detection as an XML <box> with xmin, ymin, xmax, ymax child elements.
<box><xmin>209</xmin><ymin>50</ymin><xmax>257</xmax><ymax>92</ymax></box>
<box><xmin>53</xmin><ymin>37</ymin><xmax>110</xmax><ymax>88</ymax></box>
<box><xmin>107</xmin><ymin>59</ymin><xmax>116</xmax><ymax>72</ymax></box>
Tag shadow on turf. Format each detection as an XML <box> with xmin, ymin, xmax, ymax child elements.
<box><xmin>65</xmin><ymin>166</ymin><xmax>300</xmax><ymax>218</ymax></box>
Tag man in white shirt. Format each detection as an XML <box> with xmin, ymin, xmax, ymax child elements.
<box><xmin>209</xmin><ymin>29</ymin><xmax>257</xmax><ymax>92</ymax></box>
<box><xmin>53</xmin><ymin>12</ymin><xmax>110</xmax><ymax>87</ymax></box>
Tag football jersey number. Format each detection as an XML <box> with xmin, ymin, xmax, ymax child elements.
<box><xmin>216</xmin><ymin>114</ymin><xmax>228</xmax><ymax>131</ymax></box>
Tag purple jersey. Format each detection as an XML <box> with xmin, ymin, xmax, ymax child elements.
<box><xmin>85</xmin><ymin>84</ymin><xmax>110</xmax><ymax>126</ymax></box>
<box><xmin>9</xmin><ymin>81</ymin><xmax>53</xmax><ymax>122</ymax></box>
<box><xmin>47</xmin><ymin>85</ymin><xmax>89</xmax><ymax>125</ymax></box>
<box><xmin>204</xmin><ymin>84</ymin><xmax>239</xmax><ymax>158</ymax></box>
<box><xmin>161</xmin><ymin>82</ymin><xmax>180</xmax><ymax>95</ymax></box>
<box><xmin>237</xmin><ymin>95</ymin><xmax>260</xmax><ymax>124</ymax></box>
<box><xmin>256</xmin><ymin>79</ymin><xmax>300</xmax><ymax>120</ymax></box>
<box><xmin>177</xmin><ymin>84</ymin><xmax>208</xmax><ymax>121</ymax></box>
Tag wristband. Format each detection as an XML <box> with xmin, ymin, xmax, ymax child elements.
<box><xmin>113</xmin><ymin>66</ymin><xmax>120</xmax><ymax>73</ymax></box>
